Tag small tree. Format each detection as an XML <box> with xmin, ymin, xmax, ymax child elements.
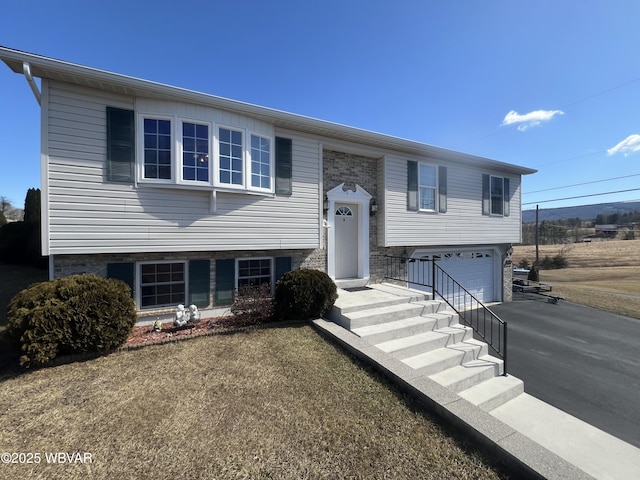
<box><xmin>23</xmin><ymin>188</ymin><xmax>41</xmax><ymax>223</ymax></box>
<box><xmin>551</xmin><ymin>254</ymin><xmax>568</xmax><ymax>269</ymax></box>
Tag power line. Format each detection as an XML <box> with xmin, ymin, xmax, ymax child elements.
<box><xmin>524</xmin><ymin>173</ymin><xmax>640</xmax><ymax>195</ymax></box>
<box><xmin>559</xmin><ymin>78</ymin><xmax>640</xmax><ymax>110</ymax></box>
<box><xmin>533</xmin><ymin>150</ymin><xmax>604</xmax><ymax>168</ymax></box>
<box><xmin>522</xmin><ymin>188</ymin><xmax>640</xmax><ymax>206</ymax></box>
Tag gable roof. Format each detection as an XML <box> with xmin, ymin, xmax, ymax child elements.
<box><xmin>0</xmin><ymin>46</ymin><xmax>536</xmax><ymax>175</ymax></box>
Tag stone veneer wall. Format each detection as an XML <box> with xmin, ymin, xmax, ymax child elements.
<box><xmin>53</xmin><ymin>248</ymin><xmax>323</xmax><ymax>314</ymax></box>
<box><xmin>322</xmin><ymin>149</ymin><xmax>413</xmax><ymax>283</ymax></box>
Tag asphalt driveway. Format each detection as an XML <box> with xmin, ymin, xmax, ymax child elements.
<box><xmin>489</xmin><ymin>292</ymin><xmax>640</xmax><ymax>449</ymax></box>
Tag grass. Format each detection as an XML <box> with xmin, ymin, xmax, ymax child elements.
<box><xmin>513</xmin><ymin>239</ymin><xmax>640</xmax><ymax>319</ymax></box>
<box><xmin>0</xmin><ymin>326</ymin><xmax>507</xmax><ymax>480</ymax></box>
<box><xmin>513</xmin><ymin>238</ymin><xmax>640</xmax><ymax>268</ymax></box>
<box><xmin>537</xmin><ymin>267</ymin><xmax>640</xmax><ymax>319</ymax></box>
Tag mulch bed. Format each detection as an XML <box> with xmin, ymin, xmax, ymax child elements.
<box><xmin>125</xmin><ymin>316</ymin><xmax>262</xmax><ymax>348</ymax></box>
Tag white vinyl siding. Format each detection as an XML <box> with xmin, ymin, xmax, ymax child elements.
<box><xmin>381</xmin><ymin>155</ymin><xmax>522</xmax><ymax>247</ymax></box>
<box><xmin>44</xmin><ymin>81</ymin><xmax>321</xmax><ymax>255</ymax></box>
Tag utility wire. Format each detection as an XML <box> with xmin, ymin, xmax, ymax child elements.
<box><xmin>522</xmin><ymin>188</ymin><xmax>640</xmax><ymax>206</ymax></box>
<box><xmin>524</xmin><ymin>173</ymin><xmax>640</xmax><ymax>195</ymax></box>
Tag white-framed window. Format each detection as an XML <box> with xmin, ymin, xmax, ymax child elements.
<box><xmin>250</xmin><ymin>134</ymin><xmax>272</xmax><ymax>190</ymax></box>
<box><xmin>181</xmin><ymin>120</ymin><xmax>210</xmax><ymax>183</ymax></box>
<box><xmin>137</xmin><ymin>114</ymin><xmax>273</xmax><ymax>194</ymax></box>
<box><xmin>138</xmin><ymin>261</ymin><xmax>187</xmax><ymax>309</ymax></box>
<box><xmin>236</xmin><ymin>257</ymin><xmax>273</xmax><ymax>290</ymax></box>
<box><xmin>419</xmin><ymin>163</ymin><xmax>437</xmax><ymax>211</ymax></box>
<box><xmin>142</xmin><ymin>117</ymin><xmax>173</xmax><ymax>181</ymax></box>
<box><xmin>218</xmin><ymin>127</ymin><xmax>244</xmax><ymax>187</ymax></box>
<box><xmin>490</xmin><ymin>175</ymin><xmax>504</xmax><ymax>216</ymax></box>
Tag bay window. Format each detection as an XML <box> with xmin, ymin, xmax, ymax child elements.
<box><xmin>136</xmin><ymin>114</ymin><xmax>274</xmax><ymax>193</ymax></box>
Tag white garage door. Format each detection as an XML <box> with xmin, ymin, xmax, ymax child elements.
<box><xmin>409</xmin><ymin>249</ymin><xmax>496</xmax><ymax>304</ymax></box>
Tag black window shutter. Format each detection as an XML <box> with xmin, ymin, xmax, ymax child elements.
<box><xmin>482</xmin><ymin>174</ymin><xmax>490</xmax><ymax>215</ymax></box>
<box><xmin>275</xmin><ymin>137</ymin><xmax>292</xmax><ymax>195</ymax></box>
<box><xmin>275</xmin><ymin>256</ymin><xmax>292</xmax><ymax>282</ymax></box>
<box><xmin>503</xmin><ymin>177</ymin><xmax>510</xmax><ymax>217</ymax></box>
<box><xmin>438</xmin><ymin>166</ymin><xmax>447</xmax><ymax>213</ymax></box>
<box><xmin>107</xmin><ymin>262</ymin><xmax>134</xmax><ymax>297</ymax></box>
<box><xmin>407</xmin><ymin>160</ymin><xmax>418</xmax><ymax>211</ymax></box>
<box><xmin>189</xmin><ymin>260</ymin><xmax>210</xmax><ymax>307</ymax></box>
<box><xmin>215</xmin><ymin>259</ymin><xmax>235</xmax><ymax>306</ymax></box>
<box><xmin>107</xmin><ymin>107</ymin><xmax>135</xmax><ymax>183</ymax></box>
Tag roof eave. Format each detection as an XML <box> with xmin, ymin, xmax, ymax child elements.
<box><xmin>0</xmin><ymin>46</ymin><xmax>537</xmax><ymax>176</ymax></box>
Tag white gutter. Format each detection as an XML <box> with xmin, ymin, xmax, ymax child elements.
<box><xmin>22</xmin><ymin>61</ymin><xmax>41</xmax><ymax>105</ymax></box>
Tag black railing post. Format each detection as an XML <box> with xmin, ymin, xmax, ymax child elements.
<box><xmin>431</xmin><ymin>259</ymin><xmax>436</xmax><ymax>300</ymax></box>
<box><xmin>503</xmin><ymin>322</ymin><xmax>508</xmax><ymax>376</ymax></box>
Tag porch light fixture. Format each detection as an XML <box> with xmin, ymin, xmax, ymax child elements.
<box><xmin>370</xmin><ymin>199</ymin><xmax>378</xmax><ymax>216</ymax></box>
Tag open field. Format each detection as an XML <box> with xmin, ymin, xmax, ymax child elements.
<box><xmin>0</xmin><ymin>326</ymin><xmax>507</xmax><ymax>480</ymax></box>
<box><xmin>513</xmin><ymin>240</ymin><xmax>640</xmax><ymax>319</ymax></box>
<box><xmin>513</xmin><ymin>239</ymin><xmax>640</xmax><ymax>268</ymax></box>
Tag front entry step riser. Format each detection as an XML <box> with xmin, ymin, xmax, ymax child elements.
<box><xmin>346</xmin><ymin>306</ymin><xmax>430</xmax><ymax>329</ymax></box>
<box><xmin>433</xmin><ymin>364</ymin><xmax>501</xmax><ymax>393</ymax></box>
<box><xmin>406</xmin><ymin>344</ymin><xmax>485</xmax><ymax>376</ymax></box>
<box><xmin>353</xmin><ymin>314</ymin><xmax>460</xmax><ymax>345</ymax></box>
<box><xmin>378</xmin><ymin>328</ymin><xmax>474</xmax><ymax>359</ymax></box>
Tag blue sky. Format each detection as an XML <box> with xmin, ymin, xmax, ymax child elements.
<box><xmin>1</xmin><ymin>0</ymin><xmax>640</xmax><ymax>213</ymax></box>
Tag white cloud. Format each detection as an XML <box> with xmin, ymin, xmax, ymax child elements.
<box><xmin>607</xmin><ymin>134</ymin><xmax>640</xmax><ymax>156</ymax></box>
<box><xmin>501</xmin><ymin>109</ymin><xmax>564</xmax><ymax>131</ymax></box>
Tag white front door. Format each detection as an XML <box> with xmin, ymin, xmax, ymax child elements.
<box><xmin>334</xmin><ymin>203</ymin><xmax>358</xmax><ymax>278</ymax></box>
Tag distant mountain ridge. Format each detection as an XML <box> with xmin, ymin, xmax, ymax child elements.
<box><xmin>522</xmin><ymin>201</ymin><xmax>640</xmax><ymax>223</ymax></box>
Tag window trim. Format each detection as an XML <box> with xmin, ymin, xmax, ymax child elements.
<box><xmin>249</xmin><ymin>132</ymin><xmax>274</xmax><ymax>193</ymax></box>
<box><xmin>490</xmin><ymin>175</ymin><xmax>504</xmax><ymax>216</ymax></box>
<box><xmin>235</xmin><ymin>257</ymin><xmax>274</xmax><ymax>292</ymax></box>
<box><xmin>482</xmin><ymin>173</ymin><xmax>510</xmax><ymax>217</ymax></box>
<box><xmin>179</xmin><ymin>117</ymin><xmax>212</xmax><ymax>185</ymax></box>
<box><xmin>136</xmin><ymin>260</ymin><xmax>188</xmax><ymax>310</ymax></box>
<box><xmin>138</xmin><ymin>114</ymin><xmax>175</xmax><ymax>184</ymax></box>
<box><xmin>418</xmin><ymin>162</ymin><xmax>438</xmax><ymax>212</ymax></box>
<box><xmin>215</xmin><ymin>125</ymin><xmax>246</xmax><ymax>190</ymax></box>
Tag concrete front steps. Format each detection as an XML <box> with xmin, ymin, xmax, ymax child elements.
<box><xmin>328</xmin><ymin>283</ymin><xmax>523</xmax><ymax>412</ymax></box>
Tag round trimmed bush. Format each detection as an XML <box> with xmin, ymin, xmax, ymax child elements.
<box><xmin>7</xmin><ymin>274</ymin><xmax>137</xmax><ymax>367</ymax></box>
<box><xmin>274</xmin><ymin>268</ymin><xmax>337</xmax><ymax>321</ymax></box>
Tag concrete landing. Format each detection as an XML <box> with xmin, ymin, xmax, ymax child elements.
<box><xmin>491</xmin><ymin>393</ymin><xmax>640</xmax><ymax>480</ymax></box>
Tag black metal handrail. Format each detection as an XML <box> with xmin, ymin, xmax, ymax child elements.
<box><xmin>381</xmin><ymin>255</ymin><xmax>507</xmax><ymax>375</ymax></box>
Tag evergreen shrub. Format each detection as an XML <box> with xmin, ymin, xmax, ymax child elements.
<box><xmin>274</xmin><ymin>269</ymin><xmax>337</xmax><ymax>321</ymax></box>
<box><xmin>6</xmin><ymin>274</ymin><xmax>136</xmax><ymax>367</ymax></box>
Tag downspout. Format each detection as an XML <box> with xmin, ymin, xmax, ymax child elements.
<box><xmin>23</xmin><ymin>61</ymin><xmax>41</xmax><ymax>105</ymax></box>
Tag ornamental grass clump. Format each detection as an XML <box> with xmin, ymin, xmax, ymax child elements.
<box><xmin>274</xmin><ymin>268</ymin><xmax>337</xmax><ymax>321</ymax></box>
<box><xmin>6</xmin><ymin>274</ymin><xmax>136</xmax><ymax>367</ymax></box>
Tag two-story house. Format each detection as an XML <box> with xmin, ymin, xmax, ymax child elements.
<box><xmin>0</xmin><ymin>46</ymin><xmax>536</xmax><ymax>314</ymax></box>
